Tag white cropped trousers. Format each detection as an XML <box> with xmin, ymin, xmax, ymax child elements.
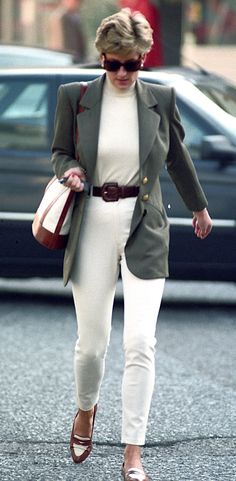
<box><xmin>71</xmin><ymin>196</ymin><xmax>165</xmax><ymax>445</ymax></box>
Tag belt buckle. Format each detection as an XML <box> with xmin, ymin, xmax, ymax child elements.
<box><xmin>102</xmin><ymin>182</ymin><xmax>119</xmax><ymax>202</ymax></box>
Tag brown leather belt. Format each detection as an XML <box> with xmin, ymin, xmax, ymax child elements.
<box><xmin>92</xmin><ymin>182</ymin><xmax>139</xmax><ymax>202</ymax></box>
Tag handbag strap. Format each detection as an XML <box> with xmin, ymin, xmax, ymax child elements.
<box><xmin>55</xmin><ymin>189</ymin><xmax>75</xmax><ymax>236</ymax></box>
<box><xmin>76</xmin><ymin>82</ymin><xmax>88</xmax><ymax>161</ymax></box>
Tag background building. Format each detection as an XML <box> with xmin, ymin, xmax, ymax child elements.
<box><xmin>0</xmin><ymin>0</ymin><xmax>118</xmax><ymax>59</ymax></box>
<box><xmin>0</xmin><ymin>0</ymin><xmax>235</xmax><ymax>77</ymax></box>
<box><xmin>186</xmin><ymin>0</ymin><xmax>236</xmax><ymax>45</ymax></box>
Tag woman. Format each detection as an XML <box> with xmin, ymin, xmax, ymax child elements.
<box><xmin>51</xmin><ymin>8</ymin><xmax>212</xmax><ymax>481</ymax></box>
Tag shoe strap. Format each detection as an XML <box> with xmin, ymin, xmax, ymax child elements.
<box><xmin>126</xmin><ymin>468</ymin><xmax>146</xmax><ymax>481</ymax></box>
<box><xmin>73</xmin><ymin>434</ymin><xmax>91</xmax><ymax>445</ymax></box>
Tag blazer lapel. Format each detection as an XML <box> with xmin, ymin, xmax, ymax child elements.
<box><xmin>136</xmin><ymin>79</ymin><xmax>160</xmax><ymax>168</ymax></box>
<box><xmin>76</xmin><ymin>75</ymin><xmax>105</xmax><ymax>181</ymax></box>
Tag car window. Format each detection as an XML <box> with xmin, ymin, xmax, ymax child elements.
<box><xmin>0</xmin><ymin>80</ymin><xmax>49</xmax><ymax>151</ymax></box>
<box><xmin>176</xmin><ymin>101</ymin><xmax>213</xmax><ymax>159</ymax></box>
<box><xmin>198</xmin><ymin>85</ymin><xmax>236</xmax><ymax>117</ymax></box>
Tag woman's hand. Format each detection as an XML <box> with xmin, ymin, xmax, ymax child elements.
<box><xmin>192</xmin><ymin>208</ymin><xmax>213</xmax><ymax>239</ymax></box>
<box><xmin>61</xmin><ymin>167</ymin><xmax>86</xmax><ymax>192</ymax></box>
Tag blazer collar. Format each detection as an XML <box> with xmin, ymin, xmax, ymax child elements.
<box><xmin>79</xmin><ymin>74</ymin><xmax>105</xmax><ymax>108</ymax></box>
<box><xmin>136</xmin><ymin>78</ymin><xmax>159</xmax><ymax>108</ymax></box>
<box><xmin>80</xmin><ymin>74</ymin><xmax>159</xmax><ymax>109</ymax></box>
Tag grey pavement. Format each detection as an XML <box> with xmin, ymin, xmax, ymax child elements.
<box><xmin>0</xmin><ymin>281</ymin><xmax>236</xmax><ymax>480</ymax></box>
<box><xmin>0</xmin><ymin>278</ymin><xmax>236</xmax><ymax>305</ymax></box>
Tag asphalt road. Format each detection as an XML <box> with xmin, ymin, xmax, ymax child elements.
<box><xmin>0</xmin><ymin>281</ymin><xmax>236</xmax><ymax>481</ymax></box>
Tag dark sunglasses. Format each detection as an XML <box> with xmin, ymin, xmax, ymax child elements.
<box><xmin>103</xmin><ymin>55</ymin><xmax>142</xmax><ymax>72</ymax></box>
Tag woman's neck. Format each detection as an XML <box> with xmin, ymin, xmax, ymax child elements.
<box><xmin>104</xmin><ymin>74</ymin><xmax>136</xmax><ymax>97</ymax></box>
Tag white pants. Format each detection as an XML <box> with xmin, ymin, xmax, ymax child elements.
<box><xmin>71</xmin><ymin>196</ymin><xmax>165</xmax><ymax>445</ymax></box>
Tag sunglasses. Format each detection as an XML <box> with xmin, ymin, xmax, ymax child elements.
<box><xmin>103</xmin><ymin>55</ymin><xmax>142</xmax><ymax>72</ymax></box>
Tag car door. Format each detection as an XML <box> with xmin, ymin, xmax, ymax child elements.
<box><xmin>160</xmin><ymin>97</ymin><xmax>236</xmax><ymax>281</ymax></box>
<box><xmin>0</xmin><ymin>73</ymin><xmax>63</xmax><ymax>277</ymax></box>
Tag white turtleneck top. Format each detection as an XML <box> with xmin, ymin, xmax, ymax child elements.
<box><xmin>92</xmin><ymin>75</ymin><xmax>140</xmax><ymax>187</ymax></box>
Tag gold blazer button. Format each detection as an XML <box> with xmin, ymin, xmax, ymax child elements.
<box><xmin>142</xmin><ymin>177</ymin><xmax>148</xmax><ymax>185</ymax></box>
<box><xmin>142</xmin><ymin>194</ymin><xmax>149</xmax><ymax>201</ymax></box>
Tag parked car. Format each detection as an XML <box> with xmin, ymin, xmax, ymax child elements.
<box><xmin>153</xmin><ymin>66</ymin><xmax>236</xmax><ymax>117</ymax></box>
<box><xmin>0</xmin><ymin>45</ymin><xmax>76</xmax><ymax>67</ymax></box>
<box><xmin>0</xmin><ymin>67</ymin><xmax>236</xmax><ymax>281</ymax></box>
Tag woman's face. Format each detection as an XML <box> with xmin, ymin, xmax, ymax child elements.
<box><xmin>101</xmin><ymin>51</ymin><xmax>145</xmax><ymax>90</ymax></box>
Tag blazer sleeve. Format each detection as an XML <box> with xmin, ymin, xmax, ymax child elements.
<box><xmin>166</xmin><ymin>88</ymin><xmax>208</xmax><ymax>212</ymax></box>
<box><xmin>51</xmin><ymin>84</ymin><xmax>81</xmax><ymax>179</ymax></box>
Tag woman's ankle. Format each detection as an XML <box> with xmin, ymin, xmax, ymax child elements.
<box><xmin>125</xmin><ymin>444</ymin><xmax>141</xmax><ymax>455</ymax></box>
<box><xmin>124</xmin><ymin>444</ymin><xmax>143</xmax><ymax>470</ymax></box>
<box><xmin>74</xmin><ymin>407</ymin><xmax>95</xmax><ymax>437</ymax></box>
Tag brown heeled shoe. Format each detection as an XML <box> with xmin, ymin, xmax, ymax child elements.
<box><xmin>122</xmin><ymin>463</ymin><xmax>150</xmax><ymax>481</ymax></box>
<box><xmin>70</xmin><ymin>404</ymin><xmax>97</xmax><ymax>463</ymax></box>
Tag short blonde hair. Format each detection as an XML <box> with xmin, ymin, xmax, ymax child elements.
<box><xmin>95</xmin><ymin>8</ymin><xmax>153</xmax><ymax>56</ymax></box>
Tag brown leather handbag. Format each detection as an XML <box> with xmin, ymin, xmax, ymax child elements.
<box><xmin>32</xmin><ymin>83</ymin><xmax>88</xmax><ymax>250</ymax></box>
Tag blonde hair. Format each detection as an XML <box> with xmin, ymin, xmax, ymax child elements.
<box><xmin>95</xmin><ymin>8</ymin><xmax>153</xmax><ymax>56</ymax></box>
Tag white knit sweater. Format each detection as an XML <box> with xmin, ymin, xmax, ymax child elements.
<box><xmin>93</xmin><ymin>76</ymin><xmax>139</xmax><ymax>187</ymax></box>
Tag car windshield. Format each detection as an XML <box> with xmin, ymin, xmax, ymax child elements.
<box><xmin>197</xmin><ymin>85</ymin><xmax>236</xmax><ymax>117</ymax></box>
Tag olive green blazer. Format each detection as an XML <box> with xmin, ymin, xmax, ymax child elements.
<box><xmin>51</xmin><ymin>74</ymin><xmax>207</xmax><ymax>285</ymax></box>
